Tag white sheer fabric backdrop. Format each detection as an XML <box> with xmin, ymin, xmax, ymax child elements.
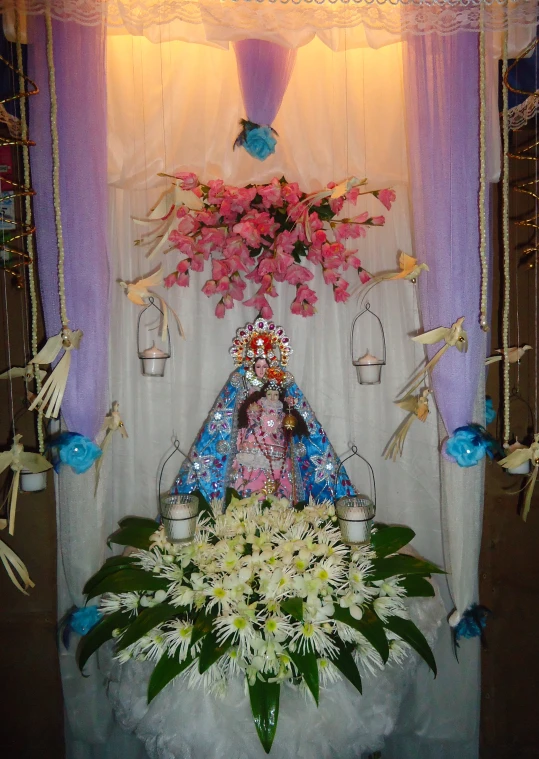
<box><xmin>62</xmin><ymin>35</ymin><xmax>481</xmax><ymax>758</ymax></box>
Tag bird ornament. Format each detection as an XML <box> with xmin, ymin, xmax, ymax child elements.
<box><xmin>485</xmin><ymin>344</ymin><xmax>532</xmax><ymax>366</ymax></box>
<box><xmin>94</xmin><ymin>402</ymin><xmax>128</xmax><ymax>494</ymax></box>
<box><xmin>351</xmin><ymin>253</ymin><xmax>428</xmax><ymax>297</ymax></box>
<box><xmin>499</xmin><ymin>433</ymin><xmax>539</xmax><ymax>521</ymax></box>
<box><xmin>119</xmin><ymin>265</ymin><xmax>184</xmax><ymax>341</ymax></box>
<box><xmin>0</xmin><ymin>434</ymin><xmax>51</xmax><ymax>535</ymax></box>
<box><xmin>28</xmin><ymin>327</ymin><xmax>83</xmax><ymax>419</ymax></box>
<box><xmin>384</xmin><ymin>388</ymin><xmax>431</xmax><ymax>461</ymax></box>
<box><xmin>0</xmin><ymin>364</ymin><xmax>47</xmax><ymax>404</ymax></box>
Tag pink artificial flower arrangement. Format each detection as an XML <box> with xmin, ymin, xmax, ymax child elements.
<box><xmin>139</xmin><ymin>174</ymin><xmax>395</xmax><ymax>319</ymax></box>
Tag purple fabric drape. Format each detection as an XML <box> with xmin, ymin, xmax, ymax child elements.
<box><xmin>233</xmin><ymin>39</ymin><xmax>297</xmax><ymax>126</ymax></box>
<box><xmin>28</xmin><ymin>18</ymin><xmax>109</xmax><ymax>441</ymax></box>
<box><xmin>404</xmin><ymin>33</ymin><xmax>484</xmax><ymax>437</ymax></box>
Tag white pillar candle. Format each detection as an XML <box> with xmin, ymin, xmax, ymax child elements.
<box><xmin>354</xmin><ymin>351</ymin><xmax>383</xmax><ymax>385</ymax></box>
<box><xmin>140</xmin><ymin>342</ymin><xmax>170</xmax><ymax>377</ymax></box>
<box><xmin>336</xmin><ymin>496</ymin><xmax>375</xmax><ymax>545</ymax></box>
<box><xmin>160</xmin><ymin>495</ymin><xmax>199</xmax><ymax>543</ymax></box>
<box><xmin>19</xmin><ymin>469</ymin><xmax>47</xmax><ymax>492</ymax></box>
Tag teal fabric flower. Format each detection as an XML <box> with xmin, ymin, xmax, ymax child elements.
<box><xmin>54</xmin><ymin>431</ymin><xmax>102</xmax><ymax>474</ymax></box>
<box><xmin>445</xmin><ymin>426</ymin><xmax>487</xmax><ymax>467</ymax></box>
<box><xmin>485</xmin><ymin>397</ymin><xmax>496</xmax><ymax>425</ymax></box>
<box><xmin>234</xmin><ymin>119</ymin><xmax>277</xmax><ymax>161</ymax></box>
<box><xmin>70</xmin><ymin>605</ymin><xmax>102</xmax><ymax>635</ymax></box>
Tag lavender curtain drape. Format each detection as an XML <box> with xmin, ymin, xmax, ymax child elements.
<box><xmin>404</xmin><ymin>33</ymin><xmax>484</xmax><ymax>438</ymax></box>
<box><xmin>233</xmin><ymin>39</ymin><xmax>297</xmax><ymax>126</ymax></box>
<box><xmin>28</xmin><ymin>18</ymin><xmax>109</xmax><ymax>440</ymax></box>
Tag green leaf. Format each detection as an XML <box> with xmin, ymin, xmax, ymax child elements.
<box><xmin>331</xmin><ymin>641</ymin><xmax>362</xmax><ymax>695</ymax></box>
<box><xmin>77</xmin><ymin>609</ymin><xmax>130</xmax><ymax>671</ymax></box>
<box><xmin>248</xmin><ymin>679</ymin><xmax>280</xmax><ymax>754</ymax></box>
<box><xmin>107</xmin><ymin>524</ymin><xmax>157</xmax><ymax>551</ymax></box>
<box><xmin>399</xmin><ymin>576</ymin><xmax>435</xmax><ymax>598</ymax></box>
<box><xmin>280</xmin><ymin>597</ymin><xmax>304</xmax><ymax>622</ymax></box>
<box><xmin>369</xmin><ymin>555</ymin><xmax>445</xmax><ymax>581</ymax></box>
<box><xmin>225</xmin><ymin>487</ymin><xmax>241</xmax><ymax>506</ymax></box>
<box><xmin>116</xmin><ymin>603</ymin><xmax>181</xmax><ymax>651</ymax></box>
<box><xmin>83</xmin><ymin>556</ymin><xmax>139</xmax><ymax>596</ymax></box>
<box><xmin>370</xmin><ymin>526</ymin><xmax>416</xmax><ymax>558</ymax></box>
<box><xmin>198</xmin><ymin>630</ymin><xmax>232</xmax><ymax>673</ymax></box>
<box><xmin>148</xmin><ymin>650</ymin><xmax>194</xmax><ymax>703</ymax></box>
<box><xmin>292</xmin><ymin>500</ymin><xmax>308</xmax><ymax>512</ymax></box>
<box><xmin>332</xmin><ymin>606</ymin><xmax>389</xmax><ymax>663</ymax></box>
<box><xmin>190</xmin><ymin>609</ymin><xmax>214</xmax><ymax>649</ymax></box>
<box><xmin>85</xmin><ymin>568</ymin><xmax>170</xmax><ymax>600</ymax></box>
<box><xmin>288</xmin><ymin>649</ymin><xmax>319</xmax><ymax>704</ymax></box>
<box><xmin>384</xmin><ymin>615</ymin><xmax>437</xmax><ymax>677</ymax></box>
<box><xmin>118</xmin><ymin>516</ymin><xmax>160</xmax><ymax>531</ymax></box>
<box><xmin>192</xmin><ymin>489</ymin><xmax>211</xmax><ymax>519</ymax></box>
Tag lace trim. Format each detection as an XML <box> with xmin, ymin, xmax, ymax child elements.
<box><xmin>2</xmin><ymin>0</ymin><xmax>537</xmax><ymax>32</ymax></box>
<box><xmin>508</xmin><ymin>91</ymin><xmax>539</xmax><ymax>131</ymax></box>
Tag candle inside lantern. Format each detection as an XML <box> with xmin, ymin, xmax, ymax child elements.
<box><xmin>19</xmin><ymin>468</ymin><xmax>47</xmax><ymax>492</ymax></box>
<box><xmin>139</xmin><ymin>342</ymin><xmax>170</xmax><ymax>377</ymax></box>
<box><xmin>504</xmin><ymin>440</ymin><xmax>531</xmax><ymax>475</ymax></box>
<box><xmin>353</xmin><ymin>351</ymin><xmax>384</xmax><ymax>385</ymax></box>
<box><xmin>160</xmin><ymin>494</ymin><xmax>199</xmax><ymax>543</ymax></box>
<box><xmin>336</xmin><ymin>495</ymin><xmax>375</xmax><ymax>544</ymax></box>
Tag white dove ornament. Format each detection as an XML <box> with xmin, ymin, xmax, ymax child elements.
<box><xmin>28</xmin><ymin>327</ymin><xmax>83</xmax><ymax>419</ymax></box>
<box><xmin>0</xmin><ymin>434</ymin><xmax>52</xmax><ymax>535</ymax></box>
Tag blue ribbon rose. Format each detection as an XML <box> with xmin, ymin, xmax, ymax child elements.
<box><xmin>52</xmin><ymin>431</ymin><xmax>102</xmax><ymax>474</ymax></box>
<box><xmin>485</xmin><ymin>397</ymin><xmax>496</xmax><ymax>425</ymax></box>
<box><xmin>234</xmin><ymin>119</ymin><xmax>277</xmax><ymax>161</ymax></box>
<box><xmin>445</xmin><ymin>423</ymin><xmax>503</xmax><ymax>468</ymax></box>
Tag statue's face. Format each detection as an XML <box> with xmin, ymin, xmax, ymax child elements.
<box><xmin>254</xmin><ymin>358</ymin><xmax>268</xmax><ymax>379</ymax></box>
<box><xmin>266</xmin><ymin>389</ymin><xmax>279</xmax><ymax>402</ymax></box>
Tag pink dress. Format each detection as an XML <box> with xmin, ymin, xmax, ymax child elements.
<box><xmin>231</xmin><ymin>396</ymin><xmax>293</xmax><ymax>498</ymax></box>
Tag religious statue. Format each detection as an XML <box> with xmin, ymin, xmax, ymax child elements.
<box><xmin>172</xmin><ymin>319</ymin><xmax>353</xmax><ymax>504</ymax></box>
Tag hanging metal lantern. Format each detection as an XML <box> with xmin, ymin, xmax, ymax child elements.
<box><xmin>157</xmin><ymin>437</ymin><xmax>202</xmax><ymax>543</ymax></box>
<box><xmin>350</xmin><ymin>302</ymin><xmax>386</xmax><ymax>385</ymax></box>
<box><xmin>334</xmin><ymin>446</ymin><xmax>376</xmax><ymax>545</ymax></box>
<box><xmin>137</xmin><ymin>297</ymin><xmax>171</xmax><ymax>377</ymax></box>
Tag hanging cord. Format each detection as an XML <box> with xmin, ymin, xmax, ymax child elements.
<box><xmin>16</xmin><ymin>14</ymin><xmax>44</xmax><ymax>452</ymax></box>
<box><xmin>44</xmin><ymin>9</ymin><xmax>68</xmax><ymax>329</ymax></box>
<box><xmin>502</xmin><ymin>33</ymin><xmax>511</xmax><ymax>446</ymax></box>
<box><xmin>478</xmin><ymin>8</ymin><xmax>489</xmax><ymax>333</ymax></box>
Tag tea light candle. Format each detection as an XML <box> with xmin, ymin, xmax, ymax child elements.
<box><xmin>139</xmin><ymin>342</ymin><xmax>170</xmax><ymax>377</ymax></box>
<box><xmin>504</xmin><ymin>440</ymin><xmax>531</xmax><ymax>475</ymax></box>
<box><xmin>336</xmin><ymin>496</ymin><xmax>375</xmax><ymax>545</ymax></box>
<box><xmin>353</xmin><ymin>351</ymin><xmax>384</xmax><ymax>385</ymax></box>
<box><xmin>19</xmin><ymin>469</ymin><xmax>47</xmax><ymax>492</ymax></box>
<box><xmin>160</xmin><ymin>494</ymin><xmax>199</xmax><ymax>543</ymax></box>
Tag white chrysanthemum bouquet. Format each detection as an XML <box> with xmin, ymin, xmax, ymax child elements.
<box><xmin>78</xmin><ymin>491</ymin><xmax>442</xmax><ymax>753</ymax></box>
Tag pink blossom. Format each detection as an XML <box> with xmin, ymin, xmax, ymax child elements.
<box><xmin>282</xmin><ymin>182</ymin><xmax>301</xmax><ymax>206</ymax></box>
<box><xmin>333</xmin><ymin>285</ymin><xmax>350</xmax><ymax>304</ymax></box>
<box><xmin>212</xmin><ymin>258</ymin><xmax>229</xmax><ymax>280</ymax></box>
<box><xmin>285</xmin><ymin>264</ymin><xmax>314</xmax><ymax>286</ymax></box>
<box><xmin>257</xmin><ymin>273</ymin><xmax>277</xmax><ymax>297</ymax></box>
<box><xmin>176</xmin><ymin>258</ymin><xmax>191</xmax><ymax>274</ymax></box>
<box><xmin>190</xmin><ymin>253</ymin><xmax>206</xmax><ymax>272</ymax></box>
<box><xmin>174</xmin><ymin>172</ymin><xmax>199</xmax><ymax>190</ymax></box>
<box><xmin>346</xmin><ymin>254</ymin><xmax>363</xmax><ymax>270</ymax></box>
<box><xmin>275</xmin><ymin>229</ymin><xmax>299</xmax><ymax>255</ymax></box>
<box><xmin>273</xmin><ymin>250</ymin><xmax>296</xmax><ymax>282</ymax></box>
<box><xmin>346</xmin><ymin>187</ymin><xmax>360</xmax><ymax>204</ymax></box>
<box><xmin>222</xmin><ymin>293</ymin><xmax>234</xmax><ymax>310</ymax></box>
<box><xmin>329</xmin><ymin>196</ymin><xmax>344</xmax><ymax>214</ymax></box>
<box><xmin>197</xmin><ymin>228</ymin><xmax>226</xmax><ymax>258</ymax></box>
<box><xmin>311</xmin><ymin>229</ymin><xmax>327</xmax><ymax>247</ymax></box>
<box><xmin>169</xmin><ymin>230</ymin><xmax>196</xmax><ymax>256</ymax></box>
<box><xmin>308</xmin><ymin>212</ymin><xmax>324</xmax><ymax>233</ymax></box>
<box><xmin>229</xmin><ymin>274</ymin><xmax>247</xmax><ymax>300</ymax></box>
<box><xmin>176</xmin><ymin>213</ymin><xmax>198</xmax><ymax>235</ymax></box>
<box><xmin>233</xmin><ymin>220</ymin><xmax>260</xmax><ymax>248</ymax></box>
<box><xmin>207</xmin><ymin>179</ymin><xmax>225</xmax><ymax>205</ymax></box>
<box><xmin>335</xmin><ymin>223</ymin><xmax>367</xmax><ymax>242</ymax></box>
<box><xmin>177</xmin><ymin>271</ymin><xmax>190</xmax><ymax>287</ymax></box>
<box><xmin>321</xmin><ymin>242</ymin><xmax>346</xmax><ymax>269</ymax></box>
<box><xmin>296</xmin><ymin>285</ymin><xmax>318</xmax><ymax>305</ymax></box>
<box><xmin>257</xmin><ymin>257</ymin><xmax>277</xmax><ymax>277</ymax></box>
<box><xmin>359</xmin><ymin>270</ymin><xmax>371</xmax><ymax>284</ymax></box>
<box><xmin>164</xmin><ymin>272</ymin><xmax>178</xmax><ymax>288</ymax></box>
<box><xmin>288</xmin><ymin>202</ymin><xmax>306</xmax><ymax>223</ymax></box>
<box><xmin>196</xmin><ymin>210</ymin><xmax>220</xmax><ymax>227</ymax></box>
<box><xmin>307</xmin><ymin>246</ymin><xmax>323</xmax><ymax>265</ymax></box>
<box><xmin>202</xmin><ymin>279</ymin><xmax>217</xmax><ymax>297</ymax></box>
<box><xmin>352</xmin><ymin>211</ymin><xmax>369</xmax><ymax>224</ymax></box>
<box><xmin>375</xmin><ymin>188</ymin><xmax>396</xmax><ymax>211</ymax></box>
<box><xmin>370</xmin><ymin>215</ymin><xmax>385</xmax><ymax>226</ymax></box>
<box><xmin>322</xmin><ymin>267</ymin><xmax>339</xmax><ymax>286</ymax></box>
<box><xmin>258</xmin><ymin>178</ymin><xmax>283</xmax><ymax>209</ymax></box>
<box><xmin>215</xmin><ymin>299</ymin><xmax>226</xmax><ymax>318</ymax></box>
<box><xmin>216</xmin><ymin>276</ymin><xmax>230</xmax><ymax>293</ymax></box>
<box><xmin>243</xmin><ymin>293</ymin><xmax>274</xmax><ymax>319</ymax></box>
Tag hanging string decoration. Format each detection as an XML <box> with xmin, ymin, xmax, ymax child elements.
<box><xmin>478</xmin><ymin>6</ymin><xmax>489</xmax><ymax>334</ymax></box>
<box><xmin>26</xmin><ymin>12</ymin><xmax>82</xmax><ymax>420</ymax></box>
<box><xmin>136</xmin><ymin>174</ymin><xmax>394</xmax><ymax>319</ymax></box>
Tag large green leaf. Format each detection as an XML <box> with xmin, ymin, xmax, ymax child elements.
<box><xmin>148</xmin><ymin>650</ymin><xmax>194</xmax><ymax>703</ymax></box>
<box><xmin>116</xmin><ymin>603</ymin><xmax>182</xmax><ymax>651</ymax></box>
<box><xmin>107</xmin><ymin>523</ymin><xmax>158</xmax><ymax>551</ymax></box>
<box><xmin>288</xmin><ymin>649</ymin><xmax>319</xmax><ymax>705</ymax></box>
<box><xmin>77</xmin><ymin>609</ymin><xmax>130</xmax><ymax>671</ymax></box>
<box><xmin>399</xmin><ymin>576</ymin><xmax>436</xmax><ymax>598</ymax></box>
<box><xmin>198</xmin><ymin>630</ymin><xmax>232</xmax><ymax>673</ymax></box>
<box><xmin>225</xmin><ymin>487</ymin><xmax>241</xmax><ymax>507</ymax></box>
<box><xmin>331</xmin><ymin>641</ymin><xmax>362</xmax><ymax>695</ymax></box>
<box><xmin>370</xmin><ymin>526</ymin><xmax>415</xmax><ymax>558</ymax></box>
<box><xmin>189</xmin><ymin>609</ymin><xmax>214</xmax><ymax>649</ymax></box>
<box><xmin>85</xmin><ymin>568</ymin><xmax>169</xmax><ymax>600</ymax></box>
<box><xmin>384</xmin><ymin>615</ymin><xmax>437</xmax><ymax>676</ymax></box>
<box><xmin>192</xmin><ymin>489</ymin><xmax>211</xmax><ymax>519</ymax></box>
<box><xmin>332</xmin><ymin>606</ymin><xmax>389</xmax><ymax>663</ymax></box>
<box><xmin>118</xmin><ymin>516</ymin><xmax>160</xmax><ymax>531</ymax></box>
<box><xmin>83</xmin><ymin>556</ymin><xmax>139</xmax><ymax>596</ymax></box>
<box><xmin>280</xmin><ymin>597</ymin><xmax>304</xmax><ymax>622</ymax></box>
<box><xmin>248</xmin><ymin>679</ymin><xmax>280</xmax><ymax>754</ymax></box>
<box><xmin>370</xmin><ymin>555</ymin><xmax>445</xmax><ymax>581</ymax></box>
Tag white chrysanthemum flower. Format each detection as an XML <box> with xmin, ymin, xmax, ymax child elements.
<box><xmin>115</xmin><ymin>646</ymin><xmax>134</xmax><ymax>663</ymax></box>
<box><xmin>215</xmin><ymin>614</ymin><xmax>255</xmax><ymax>656</ymax></box>
<box><xmin>338</xmin><ymin>591</ymin><xmax>364</xmax><ymax>620</ymax></box>
<box><xmin>304</xmin><ymin>595</ymin><xmax>335</xmax><ymax>623</ymax></box>
<box><xmin>313</xmin><ymin>557</ymin><xmax>346</xmax><ymax>586</ymax></box>
<box><xmin>387</xmin><ymin>634</ymin><xmax>411</xmax><ymax>665</ymax></box>
<box><xmin>137</xmin><ymin>629</ymin><xmax>167</xmax><ymax>662</ymax></box>
<box><xmin>149</xmin><ymin>526</ymin><xmax>172</xmax><ymax>551</ymax></box>
<box><xmin>258</xmin><ymin>567</ymin><xmax>295</xmax><ymax>602</ymax></box>
<box><xmin>186</xmin><ymin>659</ymin><xmax>227</xmax><ymax>698</ymax></box>
<box><xmin>170</xmin><ymin>584</ymin><xmax>195</xmax><ymax>608</ymax></box>
<box><xmin>291</xmin><ymin>621</ymin><xmax>338</xmax><ymax>657</ymax></box>
<box><xmin>159</xmin><ymin>563</ymin><xmax>184</xmax><ymax>584</ymax></box>
<box><xmin>351</xmin><ymin>544</ymin><xmax>376</xmax><ymax>563</ymax></box>
<box><xmin>133</xmin><ymin>547</ymin><xmax>166</xmax><ymax>573</ymax></box>
<box><xmin>100</xmin><ymin>591</ymin><xmax>140</xmax><ymax>616</ymax></box>
<box><xmin>262</xmin><ymin>615</ymin><xmax>294</xmax><ymax>643</ymax></box>
<box><xmin>220</xmin><ymin>647</ymin><xmax>245</xmax><ymax>678</ymax></box>
<box><xmin>318</xmin><ymin>657</ymin><xmax>342</xmax><ymax>686</ymax></box>
<box><xmin>163</xmin><ymin>619</ymin><xmax>193</xmax><ymax>660</ymax></box>
<box><xmin>373</xmin><ymin>596</ymin><xmax>408</xmax><ymax>623</ymax></box>
<box><xmin>353</xmin><ymin>633</ymin><xmax>384</xmax><ymax>675</ymax></box>
<box><xmin>373</xmin><ymin>576</ymin><xmax>406</xmax><ymax>598</ymax></box>
<box><xmin>205</xmin><ymin>583</ymin><xmax>232</xmax><ymax>613</ymax></box>
<box><xmin>140</xmin><ymin>589</ymin><xmax>168</xmax><ymax>608</ymax></box>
